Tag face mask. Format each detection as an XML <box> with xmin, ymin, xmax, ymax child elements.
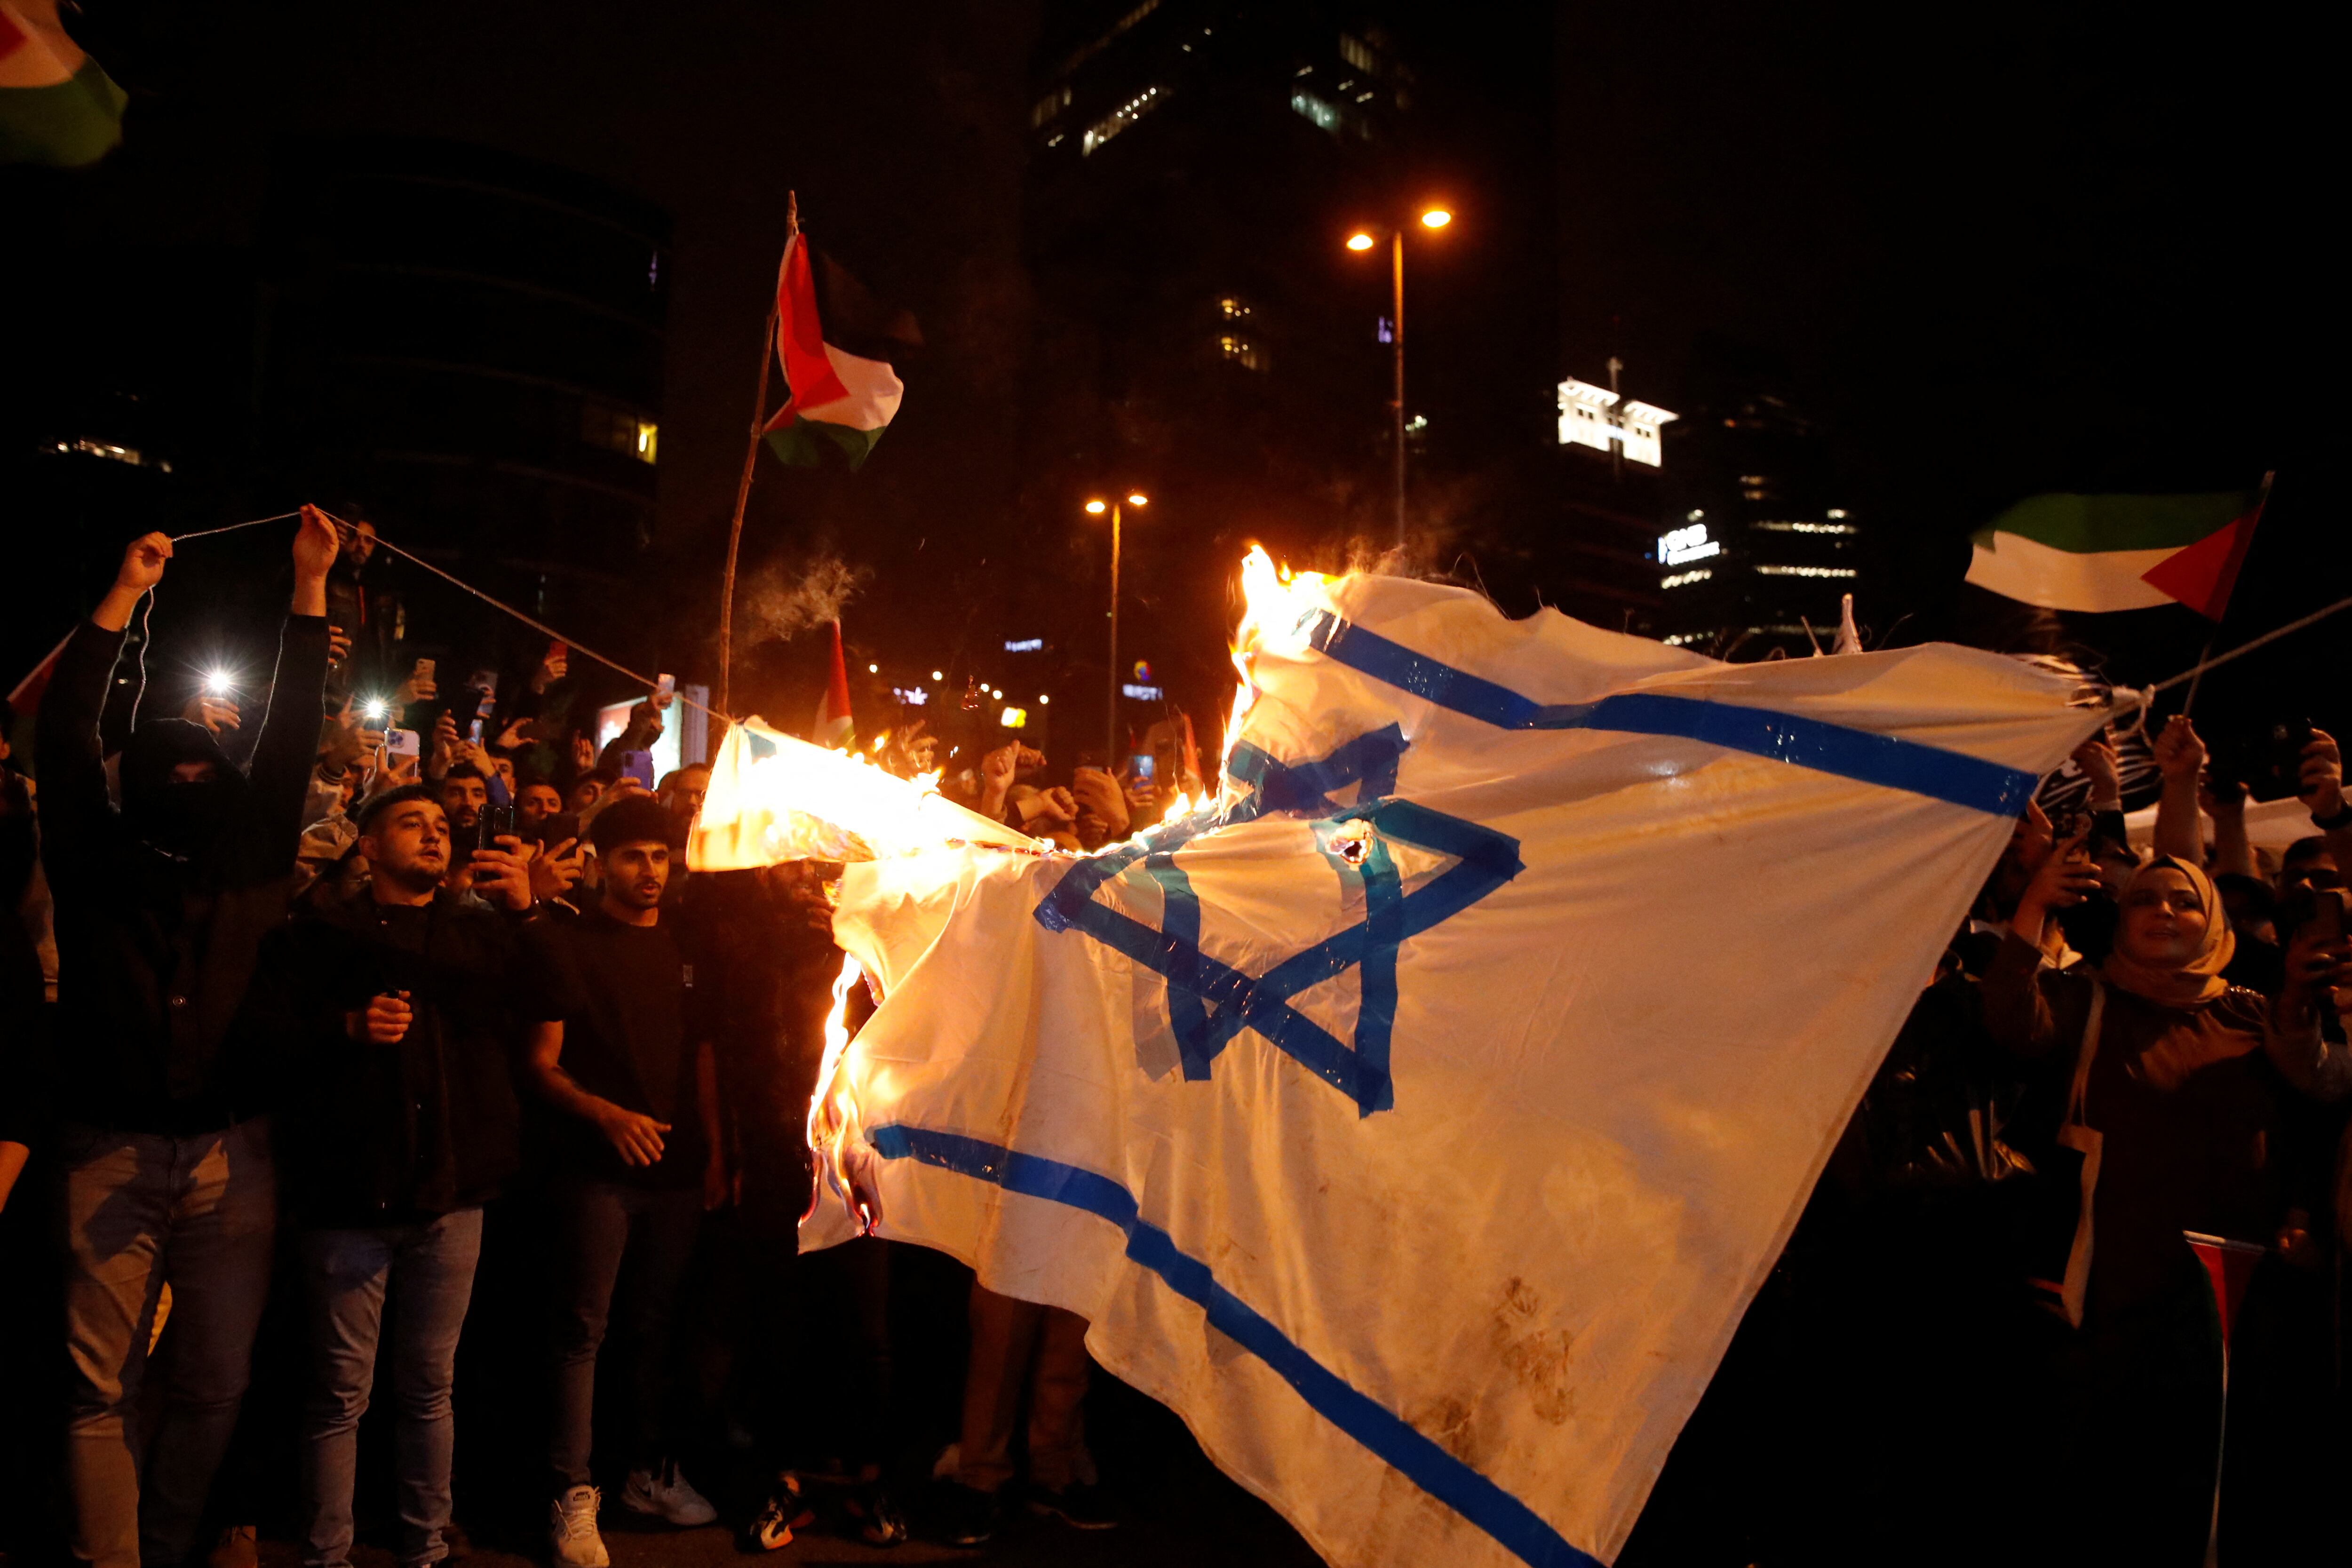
<box><xmin>140</xmin><ymin>778</ymin><xmax>238</xmax><ymax>856</ymax></box>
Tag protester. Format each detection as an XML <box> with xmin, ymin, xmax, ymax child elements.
<box><xmin>265</xmin><ymin>784</ymin><xmax>535</xmax><ymax>1568</ymax></box>
<box><xmin>1986</xmin><ymin>843</ymin><xmax>2352</xmax><ymax>1565</ymax></box>
<box><xmin>940</xmin><ymin>1284</ymin><xmax>1119</xmax><ymax>1544</ymax></box>
<box><xmin>36</xmin><ymin>514</ymin><xmax>337</xmax><ymax>1568</ymax></box>
<box><xmin>523</xmin><ymin>796</ymin><xmax>725</xmax><ymax>1562</ymax></box>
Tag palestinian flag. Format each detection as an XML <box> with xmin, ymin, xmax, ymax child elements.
<box><xmin>0</xmin><ymin>0</ymin><xmax>125</xmax><ymax>167</ymax></box>
<box><xmin>810</xmin><ymin>619</ymin><xmax>853</xmax><ymax>747</ymax></box>
<box><xmin>761</xmin><ymin>233</ymin><xmax>921</xmax><ymax>470</ymax></box>
<box><xmin>1964</xmin><ymin>484</ymin><xmax>2268</xmax><ymax>619</ymax></box>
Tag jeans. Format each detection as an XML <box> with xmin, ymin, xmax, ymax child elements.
<box><xmin>546</xmin><ymin>1175</ymin><xmax>700</xmax><ymax>1490</ymax></box>
<box><xmin>959</xmin><ymin>1281</ymin><xmax>1094</xmax><ymax>1494</ymax></box>
<box><xmin>299</xmin><ymin>1210</ymin><xmax>484</xmax><ymax>1568</ymax></box>
<box><xmin>60</xmin><ymin>1119</ymin><xmax>277</xmax><ymax>1568</ymax></box>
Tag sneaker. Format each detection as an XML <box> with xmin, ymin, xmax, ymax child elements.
<box><xmin>620</xmin><ymin>1457</ymin><xmax>720</xmax><ymax>1526</ymax></box>
<box><xmin>844</xmin><ymin>1478</ymin><xmax>909</xmax><ymax>1546</ymax></box>
<box><xmin>937</xmin><ymin>1482</ymin><xmax>1003</xmax><ymax>1547</ymax></box>
<box><xmin>549</xmin><ymin>1484</ymin><xmax>611</xmax><ymax>1568</ymax></box>
<box><xmin>746</xmin><ymin>1471</ymin><xmax>817</xmax><ymax>1551</ymax></box>
<box><xmin>1027</xmin><ymin>1480</ymin><xmax>1123</xmax><ymax>1530</ymax></box>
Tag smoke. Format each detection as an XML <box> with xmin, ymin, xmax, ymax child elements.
<box><xmin>741</xmin><ymin>552</ymin><xmax>870</xmax><ymax>644</ymax></box>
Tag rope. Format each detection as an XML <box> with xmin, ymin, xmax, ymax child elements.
<box><xmin>168</xmin><ymin>511</ymin><xmax>301</xmax><ymax>542</ymax></box>
<box><xmin>2145</xmin><ymin>593</ymin><xmax>2352</xmax><ymax>696</ymax></box>
<box><xmin>308</xmin><ymin>510</ymin><xmax>741</xmax><ymax>728</ymax></box>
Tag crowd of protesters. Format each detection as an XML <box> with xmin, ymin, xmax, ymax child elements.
<box><xmin>0</xmin><ymin>516</ymin><xmax>1141</xmax><ymax>1568</ymax></box>
<box><xmin>0</xmin><ymin>512</ymin><xmax>2346</xmax><ymax>1568</ymax></box>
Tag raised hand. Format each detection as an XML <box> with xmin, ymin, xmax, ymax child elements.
<box><xmin>116</xmin><ymin>532</ymin><xmax>173</xmax><ymax>594</ymax></box>
<box><xmin>468</xmin><ymin>842</ymin><xmax>536</xmax><ymax>911</ymax></box>
<box><xmin>2010</xmin><ymin>828</ymin><xmax>2100</xmax><ymax>942</ymax></box>
<box><xmin>529</xmin><ymin>837</ymin><xmax>586</xmax><ymax>901</ymax></box>
<box><xmin>2301</xmin><ymin>730</ymin><xmax>2344</xmax><ymax>820</ymax></box>
<box><xmin>2152</xmin><ymin>714</ymin><xmax>2204</xmax><ymax>785</ymax></box>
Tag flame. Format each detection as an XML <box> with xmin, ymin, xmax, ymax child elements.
<box><xmin>690</xmin><ymin>718</ymin><xmax>1030</xmax><ymax>871</ymax></box>
<box><xmin>1220</xmin><ymin>546</ymin><xmax>1334</xmax><ymax>811</ymax></box>
<box><xmin>805</xmin><ymin>952</ymin><xmax>873</xmax><ymax>1231</ymax></box>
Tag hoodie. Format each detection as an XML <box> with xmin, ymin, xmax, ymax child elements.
<box><xmin>35</xmin><ymin>612</ymin><xmax>331</xmax><ymax>1131</ymax></box>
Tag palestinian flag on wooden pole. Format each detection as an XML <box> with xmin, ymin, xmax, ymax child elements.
<box><xmin>761</xmin><ymin>232</ymin><xmax>922</xmax><ymax>470</ymax></box>
<box><xmin>1964</xmin><ymin>482</ymin><xmax>2269</xmax><ymax>619</ymax></box>
<box><xmin>0</xmin><ymin>0</ymin><xmax>126</xmax><ymax>167</ymax></box>
<box><xmin>811</xmin><ymin>619</ymin><xmax>853</xmax><ymax>748</ymax></box>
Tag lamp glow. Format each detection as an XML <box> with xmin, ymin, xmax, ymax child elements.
<box><xmin>1085</xmin><ymin>499</ymin><xmax>1107</xmax><ymax>514</ymax></box>
<box><xmin>1345</xmin><ymin>232</ymin><xmax>1375</xmax><ymax>251</ymax></box>
<box><xmin>204</xmin><ymin>669</ymin><xmax>233</xmax><ymax>696</ymax></box>
<box><xmin>1420</xmin><ymin>208</ymin><xmax>1452</xmax><ymax>229</ymax></box>
<box><xmin>1126</xmin><ymin>492</ymin><xmax>1149</xmax><ymax>507</ymax></box>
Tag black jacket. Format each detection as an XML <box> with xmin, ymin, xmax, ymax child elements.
<box><xmin>268</xmin><ymin>884</ymin><xmax>525</xmax><ymax>1223</ymax></box>
<box><xmin>34</xmin><ymin>614</ymin><xmax>330</xmax><ymax>1132</ymax></box>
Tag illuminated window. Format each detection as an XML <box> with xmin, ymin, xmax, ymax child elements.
<box><xmin>1753</xmin><ymin>565</ymin><xmax>1858</xmax><ymax>579</ymax></box>
<box><xmin>1217</xmin><ymin>333</ymin><xmax>1266</xmax><ymax>372</ymax></box>
<box><xmin>580</xmin><ymin>401</ymin><xmax>655</xmax><ymax>462</ymax></box>
<box><xmin>1290</xmin><ymin>90</ymin><xmax>1340</xmax><ymax>133</ymax></box>
<box><xmin>1082</xmin><ymin>85</ymin><xmax>1165</xmax><ymax>154</ymax></box>
<box><xmin>1217</xmin><ymin>295</ymin><xmax>1253</xmax><ymax>318</ymax></box>
<box><xmin>1660</xmin><ymin>569</ymin><xmax>1713</xmax><ymax>589</ymax></box>
<box><xmin>1749</xmin><ymin>521</ymin><xmax>1856</xmax><ymax>534</ymax></box>
<box><xmin>1340</xmin><ymin>32</ymin><xmax>1377</xmax><ymax>73</ymax></box>
<box><xmin>1032</xmin><ymin>86</ymin><xmax>1071</xmax><ymax>128</ymax></box>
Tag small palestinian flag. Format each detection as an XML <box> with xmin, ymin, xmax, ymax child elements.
<box><xmin>810</xmin><ymin>619</ymin><xmax>853</xmax><ymax>747</ymax></box>
<box><xmin>1964</xmin><ymin>484</ymin><xmax>2268</xmax><ymax>619</ymax></box>
<box><xmin>762</xmin><ymin>233</ymin><xmax>922</xmax><ymax>470</ymax></box>
<box><xmin>0</xmin><ymin>0</ymin><xmax>125</xmax><ymax>167</ymax></box>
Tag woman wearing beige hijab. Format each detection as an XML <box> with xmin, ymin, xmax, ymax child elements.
<box><xmin>1986</xmin><ymin>844</ymin><xmax>2349</xmax><ymax>1564</ymax></box>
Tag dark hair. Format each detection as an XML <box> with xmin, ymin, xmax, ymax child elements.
<box><xmin>583</xmin><ymin>765</ymin><xmax>621</xmax><ymax>787</ymax></box>
<box><xmin>592</xmin><ymin>796</ymin><xmax>679</xmax><ymax>855</ymax></box>
<box><xmin>357</xmin><ymin>783</ymin><xmax>443</xmax><ymax>834</ymax></box>
<box><xmin>2214</xmin><ymin>872</ymin><xmax>2277</xmax><ymax>922</ymax></box>
<box><xmin>2283</xmin><ymin>836</ymin><xmax>2329</xmax><ymax>868</ymax></box>
<box><xmin>516</xmin><ymin>772</ymin><xmax>559</xmax><ymax>796</ymax></box>
<box><xmin>443</xmin><ymin>762</ymin><xmax>485</xmax><ymax>783</ymax></box>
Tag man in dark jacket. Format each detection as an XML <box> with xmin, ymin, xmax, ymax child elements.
<box><xmin>37</xmin><ymin>515</ymin><xmax>337</xmax><ymax>1568</ymax></box>
<box><xmin>268</xmin><ymin>783</ymin><xmax>535</xmax><ymax>1568</ymax></box>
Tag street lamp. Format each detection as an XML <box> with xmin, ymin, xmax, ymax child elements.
<box><xmin>1084</xmin><ymin>492</ymin><xmax>1148</xmax><ymax>765</ymax></box>
<box><xmin>1345</xmin><ymin>205</ymin><xmax>1453</xmax><ymax>549</ymax></box>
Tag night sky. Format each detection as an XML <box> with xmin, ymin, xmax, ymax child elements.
<box><xmin>12</xmin><ymin>0</ymin><xmax>2337</xmax><ymax>732</ymax></box>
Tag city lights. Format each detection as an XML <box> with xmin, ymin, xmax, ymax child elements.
<box><xmin>1420</xmin><ymin>208</ymin><xmax>1452</xmax><ymax>229</ymax></box>
<box><xmin>1085</xmin><ymin>499</ymin><xmax>1107</xmax><ymax>514</ymax></box>
<box><xmin>1346</xmin><ymin>232</ymin><xmax>1375</xmax><ymax>251</ymax></box>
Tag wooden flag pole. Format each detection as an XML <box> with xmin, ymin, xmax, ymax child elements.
<box><xmin>718</xmin><ymin>191</ymin><xmax>799</xmax><ymax>715</ymax></box>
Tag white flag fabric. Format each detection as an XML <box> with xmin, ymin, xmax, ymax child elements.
<box><xmin>805</xmin><ymin>567</ymin><xmax>2108</xmax><ymax>1568</ymax></box>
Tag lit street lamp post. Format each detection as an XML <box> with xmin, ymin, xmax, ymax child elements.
<box><xmin>1347</xmin><ymin>207</ymin><xmax>1451</xmax><ymax>550</ymax></box>
<box><xmin>1085</xmin><ymin>492</ymin><xmax>1148</xmax><ymax>765</ymax></box>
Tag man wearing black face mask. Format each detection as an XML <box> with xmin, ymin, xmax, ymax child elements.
<box><xmin>35</xmin><ymin>513</ymin><xmax>337</xmax><ymax>1568</ymax></box>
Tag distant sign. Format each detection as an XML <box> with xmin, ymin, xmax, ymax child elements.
<box><xmin>1005</xmin><ymin>638</ymin><xmax>1044</xmax><ymax>653</ymax></box>
<box><xmin>1558</xmin><ymin>376</ymin><xmax>1677</xmax><ymax>468</ymax></box>
<box><xmin>893</xmin><ymin>686</ymin><xmax>930</xmax><ymax>706</ymax></box>
<box><xmin>1121</xmin><ymin>683</ymin><xmax>1164</xmax><ymax>701</ymax></box>
<box><xmin>1658</xmin><ymin>523</ymin><xmax>1719</xmax><ymax>566</ymax></box>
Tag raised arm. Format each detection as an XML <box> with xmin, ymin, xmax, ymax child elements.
<box><xmin>33</xmin><ymin>534</ymin><xmax>171</xmax><ymax>881</ymax></box>
<box><xmin>2149</xmin><ymin>715</ymin><xmax>2206</xmax><ymax>864</ymax></box>
<box><xmin>245</xmin><ymin>509</ymin><xmax>340</xmax><ymax>873</ymax></box>
<box><xmin>2303</xmin><ymin>730</ymin><xmax>2351</xmax><ymax>873</ymax></box>
<box><xmin>1982</xmin><ymin>829</ymin><xmax>2098</xmax><ymax>1058</ymax></box>
<box><xmin>2267</xmin><ymin>917</ymin><xmax>2352</xmax><ymax>1103</ymax></box>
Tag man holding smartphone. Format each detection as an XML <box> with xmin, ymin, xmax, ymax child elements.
<box><xmin>267</xmin><ymin>784</ymin><xmax>533</xmax><ymax>1568</ymax></box>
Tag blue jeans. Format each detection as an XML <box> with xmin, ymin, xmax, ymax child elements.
<box><xmin>546</xmin><ymin>1175</ymin><xmax>700</xmax><ymax>1490</ymax></box>
<box><xmin>298</xmin><ymin>1209</ymin><xmax>484</xmax><ymax>1568</ymax></box>
<box><xmin>60</xmin><ymin>1119</ymin><xmax>277</xmax><ymax>1568</ymax></box>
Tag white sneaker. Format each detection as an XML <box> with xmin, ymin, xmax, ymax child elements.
<box><xmin>621</xmin><ymin>1457</ymin><xmax>719</xmax><ymax>1526</ymax></box>
<box><xmin>549</xmin><ymin>1483</ymin><xmax>611</xmax><ymax>1567</ymax></box>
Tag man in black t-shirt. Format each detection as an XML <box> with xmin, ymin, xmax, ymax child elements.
<box><xmin>524</xmin><ymin>797</ymin><xmax>723</xmax><ymax>1562</ymax></box>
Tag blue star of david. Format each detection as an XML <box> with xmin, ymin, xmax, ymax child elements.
<box><xmin>1034</xmin><ymin>725</ymin><xmax>1524</xmax><ymax>1116</ymax></box>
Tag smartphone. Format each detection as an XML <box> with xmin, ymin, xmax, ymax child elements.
<box><xmin>621</xmin><ymin>749</ymin><xmax>656</xmax><ymax>790</ymax></box>
<box><xmin>480</xmin><ymin>803</ymin><xmax>515</xmax><ymax>844</ymax></box>
<box><xmin>1130</xmin><ymin>753</ymin><xmax>1156</xmax><ymax>782</ymax></box>
<box><xmin>655</xmin><ymin>672</ymin><xmax>675</xmax><ymax>701</ymax></box>
<box><xmin>414</xmin><ymin>657</ymin><xmax>436</xmax><ymax>683</ymax></box>
<box><xmin>527</xmin><ymin>810</ymin><xmax>582</xmax><ymax>848</ymax></box>
<box><xmin>385</xmin><ymin>728</ymin><xmax>421</xmax><ymax>758</ymax></box>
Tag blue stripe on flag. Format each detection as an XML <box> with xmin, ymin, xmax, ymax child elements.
<box><xmin>868</xmin><ymin>1123</ymin><xmax>1600</xmax><ymax>1568</ymax></box>
<box><xmin>1301</xmin><ymin>611</ymin><xmax>2037</xmax><ymax>817</ymax></box>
